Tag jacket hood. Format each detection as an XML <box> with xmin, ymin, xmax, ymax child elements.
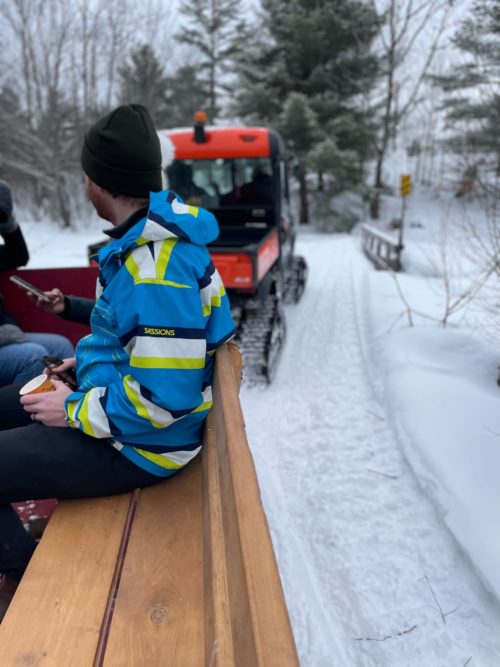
<box><xmin>101</xmin><ymin>189</ymin><xmax>219</xmax><ymax>257</ymax></box>
<box><xmin>142</xmin><ymin>190</ymin><xmax>219</xmax><ymax>246</ymax></box>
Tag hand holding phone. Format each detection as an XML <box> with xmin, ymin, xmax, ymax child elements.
<box><xmin>9</xmin><ymin>276</ymin><xmax>66</xmax><ymax>314</ymax></box>
<box><xmin>9</xmin><ymin>275</ymin><xmax>52</xmax><ymax>303</ymax></box>
<box><xmin>42</xmin><ymin>356</ymin><xmax>78</xmax><ymax>389</ymax></box>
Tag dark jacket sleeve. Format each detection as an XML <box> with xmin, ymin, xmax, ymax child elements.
<box><xmin>0</xmin><ymin>227</ymin><xmax>29</xmax><ymax>270</ymax></box>
<box><xmin>59</xmin><ymin>296</ymin><xmax>95</xmax><ymax>325</ymax></box>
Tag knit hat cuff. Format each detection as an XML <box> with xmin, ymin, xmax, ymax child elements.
<box><xmin>82</xmin><ymin>137</ymin><xmax>162</xmax><ymax>198</ymax></box>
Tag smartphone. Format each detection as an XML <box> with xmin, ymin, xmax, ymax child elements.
<box><xmin>9</xmin><ymin>275</ymin><xmax>52</xmax><ymax>302</ymax></box>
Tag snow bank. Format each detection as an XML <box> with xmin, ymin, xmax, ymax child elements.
<box><xmin>365</xmin><ymin>186</ymin><xmax>500</xmax><ymax>603</ymax></box>
<box><xmin>373</xmin><ymin>325</ymin><xmax>500</xmax><ymax>599</ymax></box>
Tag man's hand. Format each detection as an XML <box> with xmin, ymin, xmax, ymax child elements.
<box><xmin>29</xmin><ymin>288</ymin><xmax>66</xmax><ymax>314</ymax></box>
<box><xmin>44</xmin><ymin>356</ymin><xmax>77</xmax><ymax>388</ymax></box>
<box><xmin>20</xmin><ymin>380</ymin><xmax>74</xmax><ymax>427</ymax></box>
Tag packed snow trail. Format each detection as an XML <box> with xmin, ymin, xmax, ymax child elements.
<box><xmin>240</xmin><ymin>233</ymin><xmax>500</xmax><ymax>667</ymax></box>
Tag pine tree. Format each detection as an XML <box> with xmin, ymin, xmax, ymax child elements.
<box><xmin>118</xmin><ymin>44</ymin><xmax>171</xmax><ymax>127</ymax></box>
<box><xmin>278</xmin><ymin>93</ymin><xmax>320</xmax><ymax>224</ymax></box>
<box><xmin>176</xmin><ymin>0</ymin><xmax>248</xmax><ymax>121</ymax></box>
<box><xmin>164</xmin><ymin>65</ymin><xmax>209</xmax><ymax>128</ymax></box>
<box><xmin>234</xmin><ymin>0</ymin><xmax>379</xmax><ymax>222</ymax></box>
<box><xmin>433</xmin><ymin>0</ymin><xmax>500</xmax><ymax>176</ymax></box>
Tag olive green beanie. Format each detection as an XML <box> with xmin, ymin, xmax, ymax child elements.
<box><xmin>81</xmin><ymin>104</ymin><xmax>162</xmax><ymax>197</ymax></box>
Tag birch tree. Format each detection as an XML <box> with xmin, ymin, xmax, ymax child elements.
<box><xmin>369</xmin><ymin>0</ymin><xmax>455</xmax><ymax>218</ymax></box>
<box><xmin>0</xmin><ymin>0</ymin><xmax>175</xmax><ymax>225</ymax></box>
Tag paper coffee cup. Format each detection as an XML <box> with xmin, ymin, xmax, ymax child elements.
<box><xmin>19</xmin><ymin>374</ymin><xmax>55</xmax><ymax>396</ymax></box>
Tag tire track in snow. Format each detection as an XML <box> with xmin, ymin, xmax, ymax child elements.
<box><xmin>242</xmin><ymin>235</ymin><xmax>387</xmax><ymax>666</ymax></box>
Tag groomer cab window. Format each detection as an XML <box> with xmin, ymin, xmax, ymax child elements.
<box><xmin>165</xmin><ymin>157</ymin><xmax>273</xmax><ymax>208</ymax></box>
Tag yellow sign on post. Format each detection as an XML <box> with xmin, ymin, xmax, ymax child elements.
<box><xmin>400</xmin><ymin>173</ymin><xmax>412</xmax><ymax>197</ymax></box>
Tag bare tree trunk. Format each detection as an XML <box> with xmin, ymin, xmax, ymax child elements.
<box><xmin>56</xmin><ymin>180</ymin><xmax>71</xmax><ymax>229</ymax></box>
<box><xmin>105</xmin><ymin>7</ymin><xmax>119</xmax><ymax>109</ymax></box>
<box><xmin>373</xmin><ymin>65</ymin><xmax>394</xmax><ymax>201</ymax></box>
<box><xmin>369</xmin><ymin>0</ymin><xmax>454</xmax><ymax>218</ymax></box>
<box><xmin>318</xmin><ymin>171</ymin><xmax>324</xmax><ymax>192</ymax></box>
<box><xmin>209</xmin><ymin>0</ymin><xmax>217</xmax><ymax>119</ymax></box>
<box><xmin>80</xmin><ymin>2</ymin><xmax>90</xmax><ymax>117</ymax></box>
<box><xmin>298</xmin><ymin>169</ymin><xmax>309</xmax><ymax>224</ymax></box>
<box><xmin>209</xmin><ymin>57</ymin><xmax>217</xmax><ymax>120</ymax></box>
<box><xmin>371</xmin><ymin>0</ymin><xmax>396</xmax><ymax>219</ymax></box>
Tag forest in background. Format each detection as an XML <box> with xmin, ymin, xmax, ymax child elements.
<box><xmin>0</xmin><ymin>0</ymin><xmax>498</xmax><ymax>230</ymax></box>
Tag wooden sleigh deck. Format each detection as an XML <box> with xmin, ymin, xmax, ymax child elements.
<box><xmin>0</xmin><ymin>268</ymin><xmax>299</xmax><ymax>666</ymax></box>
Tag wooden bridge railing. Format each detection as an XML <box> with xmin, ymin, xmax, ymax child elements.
<box><xmin>361</xmin><ymin>224</ymin><xmax>402</xmax><ymax>272</ymax></box>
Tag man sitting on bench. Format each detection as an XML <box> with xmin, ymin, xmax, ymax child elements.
<box><xmin>0</xmin><ymin>104</ymin><xmax>235</xmax><ymax>619</ymax></box>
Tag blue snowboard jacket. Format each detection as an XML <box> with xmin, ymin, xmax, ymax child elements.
<box><xmin>65</xmin><ymin>190</ymin><xmax>235</xmax><ymax>477</ymax></box>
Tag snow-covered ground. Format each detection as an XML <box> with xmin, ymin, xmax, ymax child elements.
<box><xmin>11</xmin><ymin>187</ymin><xmax>500</xmax><ymax>666</ymax></box>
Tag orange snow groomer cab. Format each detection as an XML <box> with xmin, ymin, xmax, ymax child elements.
<box><xmin>160</xmin><ymin>113</ymin><xmax>307</xmax><ymax>382</ymax></box>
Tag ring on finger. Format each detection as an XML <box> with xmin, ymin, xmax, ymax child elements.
<box><xmin>31</xmin><ymin>413</ymin><xmax>37</xmax><ymax>422</ymax></box>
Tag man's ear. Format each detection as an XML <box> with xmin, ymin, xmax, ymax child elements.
<box><xmin>86</xmin><ymin>178</ymin><xmax>99</xmax><ymax>195</ymax></box>
<box><xmin>86</xmin><ymin>178</ymin><xmax>113</xmax><ymax>203</ymax></box>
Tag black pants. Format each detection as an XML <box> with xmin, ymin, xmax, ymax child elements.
<box><xmin>0</xmin><ymin>384</ymin><xmax>160</xmax><ymax>579</ymax></box>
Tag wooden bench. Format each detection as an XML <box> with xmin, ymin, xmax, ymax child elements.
<box><xmin>0</xmin><ymin>269</ymin><xmax>299</xmax><ymax>666</ymax></box>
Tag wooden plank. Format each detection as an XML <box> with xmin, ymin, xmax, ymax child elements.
<box><xmin>0</xmin><ymin>494</ymin><xmax>132</xmax><ymax>667</ymax></box>
<box><xmin>227</xmin><ymin>339</ymin><xmax>243</xmax><ymax>391</ymax></box>
<box><xmin>101</xmin><ymin>461</ymin><xmax>205</xmax><ymax>666</ymax></box>
<box><xmin>212</xmin><ymin>344</ymin><xmax>300</xmax><ymax>666</ymax></box>
<box><xmin>93</xmin><ymin>490</ymin><xmax>141</xmax><ymax>663</ymax></box>
<box><xmin>203</xmin><ymin>410</ymin><xmax>236</xmax><ymax>666</ymax></box>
